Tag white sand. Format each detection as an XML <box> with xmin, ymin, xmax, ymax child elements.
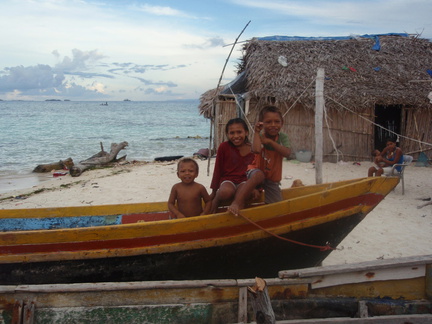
<box><xmin>1</xmin><ymin>158</ymin><xmax>431</xmax><ymax>266</ymax></box>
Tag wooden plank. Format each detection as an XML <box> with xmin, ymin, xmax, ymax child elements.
<box><xmin>2</xmin><ymin>278</ymin><xmax>311</xmax><ymax>294</ymax></box>
<box><xmin>22</xmin><ymin>301</ymin><xmax>35</xmax><ymax>324</ymax></box>
<box><xmin>315</xmin><ymin>67</ymin><xmax>324</xmax><ymax>185</ymax></box>
<box><xmin>310</xmin><ymin>265</ymin><xmax>425</xmax><ymax>289</ymax></box>
<box><xmin>311</xmin><ymin>277</ymin><xmax>427</xmax><ymax>300</ymax></box>
<box><xmin>426</xmin><ymin>264</ymin><xmax>432</xmax><ymax>299</ymax></box>
<box><xmin>274</xmin><ymin>314</ymin><xmax>432</xmax><ymax>323</ymax></box>
<box><xmin>238</xmin><ymin>287</ymin><xmax>247</xmax><ymax>323</ymax></box>
<box><xmin>279</xmin><ymin>255</ymin><xmax>432</xmax><ymax>278</ymax></box>
<box><xmin>5</xmin><ymin>279</ymin><xmax>239</xmax><ymax>293</ymax></box>
<box><xmin>11</xmin><ymin>300</ymin><xmax>22</xmax><ymax>324</ymax></box>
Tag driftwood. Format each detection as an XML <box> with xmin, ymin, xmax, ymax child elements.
<box><xmin>33</xmin><ymin>158</ymin><xmax>74</xmax><ymax>173</ymax></box>
<box><xmin>69</xmin><ymin>142</ymin><xmax>128</xmax><ymax>177</ymax></box>
<box><xmin>247</xmin><ymin>277</ymin><xmax>275</xmax><ymax>324</ymax></box>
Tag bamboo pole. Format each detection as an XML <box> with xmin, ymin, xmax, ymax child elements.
<box><xmin>315</xmin><ymin>68</ymin><xmax>324</xmax><ymax>184</ymax></box>
<box><xmin>207</xmin><ymin>20</ymin><xmax>251</xmax><ymax>176</ymax></box>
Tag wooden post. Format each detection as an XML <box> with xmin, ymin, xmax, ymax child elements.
<box><xmin>315</xmin><ymin>68</ymin><xmax>324</xmax><ymax>184</ymax></box>
<box><xmin>247</xmin><ymin>277</ymin><xmax>275</xmax><ymax>324</ymax></box>
<box><xmin>238</xmin><ymin>286</ymin><xmax>248</xmax><ymax>323</ymax></box>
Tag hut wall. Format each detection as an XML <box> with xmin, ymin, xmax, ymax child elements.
<box><xmin>401</xmin><ymin>107</ymin><xmax>432</xmax><ymax>161</ymax></box>
<box><xmin>214</xmin><ymin>97</ymin><xmax>238</xmax><ymax>150</ymax></box>
<box><xmin>244</xmin><ymin>102</ymin><xmax>374</xmax><ymax>162</ymax></box>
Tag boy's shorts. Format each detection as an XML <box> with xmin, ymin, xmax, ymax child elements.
<box><xmin>247</xmin><ymin>169</ymin><xmax>282</xmax><ymax>204</ymax></box>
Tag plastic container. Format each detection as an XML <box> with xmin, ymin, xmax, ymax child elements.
<box><xmin>295</xmin><ymin>150</ymin><xmax>312</xmax><ymax>163</ymax></box>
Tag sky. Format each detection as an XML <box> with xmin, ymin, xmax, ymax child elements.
<box><xmin>0</xmin><ymin>0</ymin><xmax>431</xmax><ymax>101</ymax></box>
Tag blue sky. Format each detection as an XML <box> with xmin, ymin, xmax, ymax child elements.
<box><xmin>0</xmin><ymin>0</ymin><xmax>431</xmax><ymax>101</ymax></box>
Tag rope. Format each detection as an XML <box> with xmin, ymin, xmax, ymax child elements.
<box><xmin>282</xmin><ymin>78</ymin><xmax>316</xmax><ymax>118</ymax></box>
<box><xmin>237</xmin><ymin>211</ymin><xmax>335</xmax><ymax>251</ymax></box>
<box><xmin>326</xmin><ymin>95</ymin><xmax>432</xmax><ymax>148</ymax></box>
<box><xmin>324</xmin><ymin>102</ymin><xmax>343</xmax><ymax>162</ymax></box>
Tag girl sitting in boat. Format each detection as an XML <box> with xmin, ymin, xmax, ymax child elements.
<box><xmin>210</xmin><ymin>118</ymin><xmax>255</xmax><ymax>213</ymax></box>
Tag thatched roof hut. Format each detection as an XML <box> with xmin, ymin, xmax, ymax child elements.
<box><xmin>199</xmin><ymin>34</ymin><xmax>432</xmax><ymax>162</ymax></box>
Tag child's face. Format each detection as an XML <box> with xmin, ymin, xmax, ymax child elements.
<box><xmin>227</xmin><ymin>123</ymin><xmax>248</xmax><ymax>147</ymax></box>
<box><xmin>373</xmin><ymin>150</ymin><xmax>380</xmax><ymax>156</ymax></box>
<box><xmin>261</xmin><ymin>112</ymin><xmax>283</xmax><ymax>137</ymax></box>
<box><xmin>177</xmin><ymin>161</ymin><xmax>198</xmax><ymax>184</ymax></box>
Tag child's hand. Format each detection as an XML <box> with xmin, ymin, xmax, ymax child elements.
<box><xmin>254</xmin><ymin>122</ymin><xmax>263</xmax><ymax>133</ymax></box>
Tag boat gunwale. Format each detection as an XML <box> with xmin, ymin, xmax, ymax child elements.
<box><xmin>0</xmin><ymin>178</ymin><xmax>370</xmax><ymax>219</ymax></box>
<box><xmin>0</xmin><ymin>177</ymin><xmax>398</xmax><ymax>238</ymax></box>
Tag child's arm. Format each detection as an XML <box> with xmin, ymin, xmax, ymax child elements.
<box><xmin>261</xmin><ymin>136</ymin><xmax>291</xmax><ymax>158</ymax></box>
<box><xmin>168</xmin><ymin>185</ymin><xmax>185</xmax><ymax>218</ymax></box>
<box><xmin>201</xmin><ymin>185</ymin><xmax>212</xmax><ymax>215</ymax></box>
<box><xmin>251</xmin><ymin>122</ymin><xmax>264</xmax><ymax>153</ymax></box>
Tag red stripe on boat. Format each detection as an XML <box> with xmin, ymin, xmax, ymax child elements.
<box><xmin>0</xmin><ymin>193</ymin><xmax>383</xmax><ymax>255</ymax></box>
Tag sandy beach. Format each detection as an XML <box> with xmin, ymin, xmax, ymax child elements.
<box><xmin>1</xmin><ymin>158</ymin><xmax>431</xmax><ymax>266</ymax></box>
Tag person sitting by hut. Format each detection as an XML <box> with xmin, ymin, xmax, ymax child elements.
<box><xmin>368</xmin><ymin>138</ymin><xmax>403</xmax><ymax>177</ymax></box>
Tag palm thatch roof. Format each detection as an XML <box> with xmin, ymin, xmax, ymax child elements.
<box><xmin>199</xmin><ymin>34</ymin><xmax>432</xmax><ymax>117</ymax></box>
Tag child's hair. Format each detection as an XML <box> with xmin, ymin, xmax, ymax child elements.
<box><xmin>371</xmin><ymin>149</ymin><xmax>380</xmax><ymax>156</ymax></box>
<box><xmin>177</xmin><ymin>157</ymin><xmax>199</xmax><ymax>172</ymax></box>
<box><xmin>259</xmin><ymin>105</ymin><xmax>283</xmax><ymax>121</ymax></box>
<box><xmin>225</xmin><ymin>118</ymin><xmax>250</xmax><ymax>143</ymax></box>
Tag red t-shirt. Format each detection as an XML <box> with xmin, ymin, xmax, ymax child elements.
<box><xmin>210</xmin><ymin>141</ymin><xmax>255</xmax><ymax>190</ymax></box>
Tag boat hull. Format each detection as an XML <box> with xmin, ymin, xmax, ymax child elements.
<box><xmin>1</xmin><ymin>211</ymin><xmax>363</xmax><ymax>284</ymax></box>
<box><xmin>0</xmin><ymin>177</ymin><xmax>399</xmax><ymax>285</ymax></box>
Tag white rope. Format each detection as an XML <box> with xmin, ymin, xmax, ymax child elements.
<box><xmin>282</xmin><ymin>78</ymin><xmax>316</xmax><ymax>118</ymax></box>
<box><xmin>324</xmin><ymin>103</ymin><xmax>343</xmax><ymax>162</ymax></box>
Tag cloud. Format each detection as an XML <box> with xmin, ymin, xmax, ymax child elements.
<box><xmin>0</xmin><ymin>49</ymin><xmax>109</xmax><ymax>98</ymax></box>
<box><xmin>64</xmin><ymin>71</ymin><xmax>115</xmax><ymax>79</ymax></box>
<box><xmin>54</xmin><ymin>49</ymin><xmax>106</xmax><ymax>72</ymax></box>
<box><xmin>183</xmin><ymin>37</ymin><xmax>226</xmax><ymax>49</ymax></box>
<box><xmin>233</xmin><ymin>0</ymin><xmax>432</xmax><ymax>30</ymax></box>
<box><xmin>0</xmin><ymin>65</ymin><xmax>64</xmax><ymax>92</ymax></box>
<box><xmin>135</xmin><ymin>4</ymin><xmax>192</xmax><ymax>18</ymax></box>
<box><xmin>134</xmin><ymin>77</ymin><xmax>177</xmax><ymax>87</ymax></box>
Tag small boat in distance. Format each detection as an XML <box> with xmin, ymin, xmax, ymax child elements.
<box><xmin>0</xmin><ymin>177</ymin><xmax>399</xmax><ymax>285</ymax></box>
<box><xmin>123</xmin><ymin>99</ymin><xmax>131</xmax><ymax>101</ymax></box>
<box><xmin>100</xmin><ymin>102</ymin><xmax>108</xmax><ymax>106</ymax></box>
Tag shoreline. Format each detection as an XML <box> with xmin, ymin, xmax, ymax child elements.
<box><xmin>0</xmin><ymin>172</ymin><xmax>54</xmax><ymax>195</ymax></box>
<box><xmin>1</xmin><ymin>158</ymin><xmax>431</xmax><ymax>267</ymax></box>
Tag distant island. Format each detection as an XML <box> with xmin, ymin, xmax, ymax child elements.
<box><xmin>45</xmin><ymin>99</ymin><xmax>62</xmax><ymax>101</ymax></box>
<box><xmin>123</xmin><ymin>99</ymin><xmax>131</xmax><ymax>101</ymax></box>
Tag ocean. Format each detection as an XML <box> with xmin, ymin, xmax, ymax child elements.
<box><xmin>0</xmin><ymin>100</ymin><xmax>210</xmax><ymax>193</ymax></box>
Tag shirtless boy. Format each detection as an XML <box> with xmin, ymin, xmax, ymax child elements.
<box><xmin>168</xmin><ymin>158</ymin><xmax>212</xmax><ymax>218</ymax></box>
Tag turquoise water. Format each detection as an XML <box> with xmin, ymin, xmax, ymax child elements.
<box><xmin>0</xmin><ymin>100</ymin><xmax>210</xmax><ymax>178</ymax></box>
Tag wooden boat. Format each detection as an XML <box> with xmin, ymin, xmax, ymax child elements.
<box><xmin>1</xmin><ymin>255</ymin><xmax>431</xmax><ymax>323</ymax></box>
<box><xmin>0</xmin><ymin>177</ymin><xmax>399</xmax><ymax>285</ymax></box>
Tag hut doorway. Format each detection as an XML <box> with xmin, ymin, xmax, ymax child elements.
<box><xmin>374</xmin><ymin>104</ymin><xmax>402</xmax><ymax>150</ymax></box>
